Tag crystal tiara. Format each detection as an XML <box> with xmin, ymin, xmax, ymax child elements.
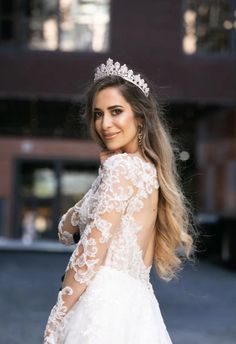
<box><xmin>94</xmin><ymin>58</ymin><xmax>149</xmax><ymax>97</ymax></box>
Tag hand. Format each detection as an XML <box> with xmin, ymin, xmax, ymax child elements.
<box><xmin>100</xmin><ymin>149</ymin><xmax>123</xmax><ymax>165</ymax></box>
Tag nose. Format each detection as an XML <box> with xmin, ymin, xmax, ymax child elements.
<box><xmin>101</xmin><ymin>113</ymin><xmax>113</xmax><ymax>130</ymax></box>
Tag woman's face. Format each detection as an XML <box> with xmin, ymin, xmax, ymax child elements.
<box><xmin>93</xmin><ymin>87</ymin><xmax>141</xmax><ymax>153</ymax></box>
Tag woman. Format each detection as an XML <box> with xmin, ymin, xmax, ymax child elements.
<box><xmin>44</xmin><ymin>58</ymin><xmax>197</xmax><ymax>344</ymax></box>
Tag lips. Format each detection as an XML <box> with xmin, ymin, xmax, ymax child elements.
<box><xmin>103</xmin><ymin>132</ymin><xmax>120</xmax><ymax>139</ymax></box>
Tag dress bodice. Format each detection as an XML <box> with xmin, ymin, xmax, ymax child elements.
<box><xmin>71</xmin><ymin>153</ymin><xmax>159</xmax><ymax>288</ymax></box>
<box><xmin>45</xmin><ymin>153</ymin><xmax>159</xmax><ymax>343</ymax></box>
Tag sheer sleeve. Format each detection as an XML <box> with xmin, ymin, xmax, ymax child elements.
<box><xmin>58</xmin><ymin>207</ymin><xmax>76</xmax><ymax>246</ymax></box>
<box><xmin>58</xmin><ymin>202</ymin><xmax>82</xmax><ymax>246</ymax></box>
<box><xmin>44</xmin><ymin>156</ymin><xmax>137</xmax><ymax>344</ymax></box>
<box><xmin>58</xmin><ymin>171</ymin><xmax>102</xmax><ymax>246</ymax></box>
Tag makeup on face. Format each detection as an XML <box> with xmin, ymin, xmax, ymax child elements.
<box><xmin>94</xmin><ymin>87</ymin><xmax>140</xmax><ymax>153</ymax></box>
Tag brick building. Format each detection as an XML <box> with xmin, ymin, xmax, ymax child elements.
<box><xmin>0</xmin><ymin>1</ymin><xmax>235</xmax><ymax>258</ymax></box>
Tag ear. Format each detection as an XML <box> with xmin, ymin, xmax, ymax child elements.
<box><xmin>138</xmin><ymin>121</ymin><xmax>143</xmax><ymax>128</ymax></box>
<box><xmin>136</xmin><ymin>117</ymin><xmax>144</xmax><ymax>128</ymax></box>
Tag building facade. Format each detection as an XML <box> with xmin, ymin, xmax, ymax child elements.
<box><xmin>0</xmin><ymin>1</ymin><xmax>235</xmax><ymax>252</ymax></box>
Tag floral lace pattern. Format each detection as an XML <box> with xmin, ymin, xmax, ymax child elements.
<box><xmin>44</xmin><ymin>287</ymin><xmax>73</xmax><ymax>344</ymax></box>
<box><xmin>44</xmin><ymin>153</ymin><xmax>159</xmax><ymax>343</ymax></box>
<box><xmin>58</xmin><ymin>210</ymin><xmax>74</xmax><ymax>246</ymax></box>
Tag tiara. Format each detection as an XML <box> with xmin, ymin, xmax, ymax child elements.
<box><xmin>94</xmin><ymin>58</ymin><xmax>149</xmax><ymax>97</ymax></box>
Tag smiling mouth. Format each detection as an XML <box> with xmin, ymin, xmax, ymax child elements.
<box><xmin>103</xmin><ymin>132</ymin><xmax>120</xmax><ymax>140</ymax></box>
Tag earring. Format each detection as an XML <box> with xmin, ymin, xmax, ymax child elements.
<box><xmin>138</xmin><ymin>125</ymin><xmax>143</xmax><ymax>146</ymax></box>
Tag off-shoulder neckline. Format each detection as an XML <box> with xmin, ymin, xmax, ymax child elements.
<box><xmin>104</xmin><ymin>152</ymin><xmax>156</xmax><ymax>169</ymax></box>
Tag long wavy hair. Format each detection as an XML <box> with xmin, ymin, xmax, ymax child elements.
<box><xmin>85</xmin><ymin>74</ymin><xmax>198</xmax><ymax>281</ymax></box>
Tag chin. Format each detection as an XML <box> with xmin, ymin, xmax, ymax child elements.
<box><xmin>105</xmin><ymin>142</ymin><xmax>123</xmax><ymax>151</ymax></box>
<box><xmin>106</xmin><ymin>146</ymin><xmax>122</xmax><ymax>152</ymax></box>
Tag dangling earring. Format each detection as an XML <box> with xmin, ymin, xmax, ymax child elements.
<box><xmin>138</xmin><ymin>125</ymin><xmax>143</xmax><ymax>146</ymax></box>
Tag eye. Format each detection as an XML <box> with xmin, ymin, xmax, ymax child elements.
<box><xmin>94</xmin><ymin>111</ymin><xmax>103</xmax><ymax>119</ymax></box>
<box><xmin>112</xmin><ymin>108</ymin><xmax>122</xmax><ymax>116</ymax></box>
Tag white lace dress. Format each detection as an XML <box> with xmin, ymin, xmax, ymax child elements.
<box><xmin>44</xmin><ymin>153</ymin><xmax>173</xmax><ymax>344</ymax></box>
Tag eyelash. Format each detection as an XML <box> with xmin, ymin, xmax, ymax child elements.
<box><xmin>94</xmin><ymin>111</ymin><xmax>102</xmax><ymax>119</ymax></box>
<box><xmin>94</xmin><ymin>108</ymin><xmax>122</xmax><ymax>119</ymax></box>
<box><xmin>112</xmin><ymin>108</ymin><xmax>122</xmax><ymax>115</ymax></box>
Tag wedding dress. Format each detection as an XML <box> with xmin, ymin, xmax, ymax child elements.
<box><xmin>44</xmin><ymin>152</ymin><xmax>173</xmax><ymax>344</ymax></box>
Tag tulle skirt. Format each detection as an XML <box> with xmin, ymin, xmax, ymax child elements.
<box><xmin>60</xmin><ymin>265</ymin><xmax>173</xmax><ymax>344</ymax></box>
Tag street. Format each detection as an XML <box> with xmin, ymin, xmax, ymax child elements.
<box><xmin>0</xmin><ymin>251</ymin><xmax>235</xmax><ymax>344</ymax></box>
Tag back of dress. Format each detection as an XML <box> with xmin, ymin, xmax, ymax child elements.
<box><xmin>44</xmin><ymin>152</ymin><xmax>175</xmax><ymax>344</ymax></box>
<box><xmin>103</xmin><ymin>153</ymin><xmax>159</xmax><ymax>287</ymax></box>
<box><xmin>73</xmin><ymin>152</ymin><xmax>159</xmax><ymax>288</ymax></box>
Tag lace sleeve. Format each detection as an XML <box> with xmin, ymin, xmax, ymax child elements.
<box><xmin>58</xmin><ymin>202</ymin><xmax>82</xmax><ymax>246</ymax></box>
<box><xmin>58</xmin><ymin>173</ymin><xmax>101</xmax><ymax>246</ymax></box>
<box><xmin>58</xmin><ymin>208</ymin><xmax>76</xmax><ymax>246</ymax></box>
<box><xmin>44</xmin><ymin>155</ymin><xmax>137</xmax><ymax>343</ymax></box>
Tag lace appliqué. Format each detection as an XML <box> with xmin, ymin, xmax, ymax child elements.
<box><xmin>58</xmin><ymin>202</ymin><xmax>83</xmax><ymax>245</ymax></box>
<box><xmin>66</xmin><ymin>159</ymin><xmax>135</xmax><ymax>285</ymax></box>
<box><xmin>58</xmin><ymin>211</ymin><xmax>74</xmax><ymax>246</ymax></box>
<box><xmin>44</xmin><ymin>153</ymin><xmax>159</xmax><ymax>342</ymax></box>
<box><xmin>102</xmin><ymin>154</ymin><xmax>159</xmax><ymax>288</ymax></box>
<box><xmin>44</xmin><ymin>286</ymin><xmax>73</xmax><ymax>344</ymax></box>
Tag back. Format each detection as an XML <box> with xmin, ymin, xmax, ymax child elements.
<box><xmin>72</xmin><ymin>153</ymin><xmax>159</xmax><ymax>283</ymax></box>
<box><xmin>103</xmin><ymin>153</ymin><xmax>159</xmax><ymax>285</ymax></box>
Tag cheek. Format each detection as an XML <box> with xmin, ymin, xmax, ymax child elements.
<box><xmin>118</xmin><ymin>112</ymin><xmax>136</xmax><ymax>129</ymax></box>
<box><xmin>94</xmin><ymin>119</ymin><xmax>100</xmax><ymax>132</ymax></box>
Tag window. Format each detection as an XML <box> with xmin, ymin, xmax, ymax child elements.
<box><xmin>17</xmin><ymin>160</ymin><xmax>98</xmax><ymax>241</ymax></box>
<box><xmin>0</xmin><ymin>0</ymin><xmax>110</xmax><ymax>52</ymax></box>
<box><xmin>0</xmin><ymin>98</ymin><xmax>88</xmax><ymax>138</ymax></box>
<box><xmin>182</xmin><ymin>0</ymin><xmax>236</xmax><ymax>54</ymax></box>
<box><xmin>61</xmin><ymin>164</ymin><xmax>98</xmax><ymax>217</ymax></box>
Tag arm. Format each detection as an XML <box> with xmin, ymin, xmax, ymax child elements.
<box><xmin>44</xmin><ymin>156</ymin><xmax>135</xmax><ymax>343</ymax></box>
<box><xmin>58</xmin><ymin>171</ymin><xmax>102</xmax><ymax>246</ymax></box>
<box><xmin>58</xmin><ymin>206</ymin><xmax>80</xmax><ymax>246</ymax></box>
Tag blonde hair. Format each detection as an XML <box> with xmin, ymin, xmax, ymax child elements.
<box><xmin>86</xmin><ymin>75</ymin><xmax>198</xmax><ymax>281</ymax></box>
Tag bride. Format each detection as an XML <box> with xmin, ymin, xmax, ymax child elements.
<box><xmin>43</xmin><ymin>58</ymin><xmax>197</xmax><ymax>343</ymax></box>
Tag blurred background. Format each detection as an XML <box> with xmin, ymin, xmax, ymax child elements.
<box><xmin>0</xmin><ymin>0</ymin><xmax>236</xmax><ymax>343</ymax></box>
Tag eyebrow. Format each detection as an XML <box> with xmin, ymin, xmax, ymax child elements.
<box><xmin>94</xmin><ymin>105</ymin><xmax>123</xmax><ymax>111</ymax></box>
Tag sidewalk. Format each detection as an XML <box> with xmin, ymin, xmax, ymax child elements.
<box><xmin>1</xmin><ymin>251</ymin><xmax>236</xmax><ymax>344</ymax></box>
<box><xmin>0</xmin><ymin>237</ymin><xmax>74</xmax><ymax>253</ymax></box>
